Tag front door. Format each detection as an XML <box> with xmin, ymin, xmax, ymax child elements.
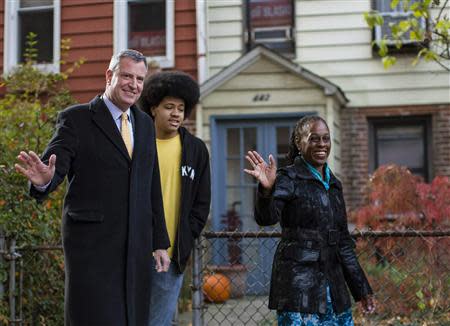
<box><xmin>212</xmin><ymin>116</ymin><xmax>301</xmax><ymax>294</ymax></box>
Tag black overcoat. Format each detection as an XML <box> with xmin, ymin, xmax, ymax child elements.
<box><xmin>255</xmin><ymin>156</ymin><xmax>372</xmax><ymax>314</ymax></box>
<box><xmin>30</xmin><ymin>96</ymin><xmax>170</xmax><ymax>326</ymax></box>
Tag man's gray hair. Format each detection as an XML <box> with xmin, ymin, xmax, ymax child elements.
<box><xmin>108</xmin><ymin>49</ymin><xmax>148</xmax><ymax>71</ymax></box>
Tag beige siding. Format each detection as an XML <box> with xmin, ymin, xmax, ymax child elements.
<box><xmin>206</xmin><ymin>1</ymin><xmax>243</xmax><ymax>77</ymax></box>
<box><xmin>349</xmin><ymin>88</ymin><xmax>450</xmax><ymax>106</ymax></box>
<box><xmin>301</xmin><ymin>59</ymin><xmax>446</xmax><ymax>77</ymax></box>
<box><xmin>209</xmin><ymin>36</ymin><xmax>242</xmax><ymax>52</ymax></box>
<box><xmin>330</xmin><ymin>73</ymin><xmax>450</xmax><ymax>92</ymax></box>
<box><xmin>221</xmin><ymin>73</ymin><xmax>317</xmax><ymax>90</ymax></box>
<box><xmin>298</xmin><ymin>45</ymin><xmax>372</xmax><ymax>62</ymax></box>
<box><xmin>298</xmin><ymin>0</ymin><xmax>370</xmax><ymax>15</ymax></box>
<box><xmin>208</xmin><ymin>52</ymin><xmax>242</xmax><ymax>69</ymax></box>
<box><xmin>203</xmin><ymin>88</ymin><xmax>326</xmax><ymax>107</ymax></box>
<box><xmin>295</xmin><ymin>0</ymin><xmax>450</xmax><ymax>107</ymax></box>
<box><xmin>297</xmin><ymin>29</ymin><xmax>371</xmax><ymax>47</ymax></box>
<box><xmin>296</xmin><ymin>13</ymin><xmax>367</xmax><ymax>32</ymax></box>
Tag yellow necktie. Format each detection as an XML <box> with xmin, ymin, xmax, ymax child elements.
<box><xmin>121</xmin><ymin>113</ymin><xmax>133</xmax><ymax>158</ymax></box>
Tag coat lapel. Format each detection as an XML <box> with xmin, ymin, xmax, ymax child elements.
<box><xmin>90</xmin><ymin>96</ymin><xmax>131</xmax><ymax>162</ymax></box>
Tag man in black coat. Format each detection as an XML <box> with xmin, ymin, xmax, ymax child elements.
<box><xmin>15</xmin><ymin>49</ymin><xmax>170</xmax><ymax>326</ymax></box>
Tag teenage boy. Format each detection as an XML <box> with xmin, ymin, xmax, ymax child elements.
<box><xmin>138</xmin><ymin>71</ymin><xmax>211</xmax><ymax>326</ymax></box>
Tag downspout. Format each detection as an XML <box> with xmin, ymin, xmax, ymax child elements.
<box><xmin>325</xmin><ymin>96</ymin><xmax>336</xmax><ymax>173</ymax></box>
<box><xmin>195</xmin><ymin>0</ymin><xmax>207</xmax><ymax>138</ymax></box>
<box><xmin>196</xmin><ymin>0</ymin><xmax>207</xmax><ymax>84</ymax></box>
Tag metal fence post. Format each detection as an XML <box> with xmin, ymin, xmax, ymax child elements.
<box><xmin>0</xmin><ymin>230</ymin><xmax>5</xmax><ymax>301</ymax></box>
<box><xmin>192</xmin><ymin>237</ymin><xmax>203</xmax><ymax>326</ymax></box>
<box><xmin>9</xmin><ymin>238</ymin><xmax>17</xmax><ymax>325</ymax></box>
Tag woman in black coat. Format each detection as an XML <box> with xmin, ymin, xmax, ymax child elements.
<box><xmin>244</xmin><ymin>115</ymin><xmax>375</xmax><ymax>325</ymax></box>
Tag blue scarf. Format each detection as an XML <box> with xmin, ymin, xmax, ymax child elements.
<box><xmin>302</xmin><ymin>157</ymin><xmax>330</xmax><ymax>191</ymax></box>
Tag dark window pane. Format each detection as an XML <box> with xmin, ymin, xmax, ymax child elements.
<box><xmin>128</xmin><ymin>0</ymin><xmax>166</xmax><ymax>56</ymax></box>
<box><xmin>276</xmin><ymin>126</ymin><xmax>290</xmax><ymax>155</ymax></box>
<box><xmin>227</xmin><ymin>128</ymin><xmax>240</xmax><ymax>156</ymax></box>
<box><xmin>20</xmin><ymin>0</ymin><xmax>52</xmax><ymax>8</ymax></box>
<box><xmin>227</xmin><ymin>159</ymin><xmax>241</xmax><ymax>186</ymax></box>
<box><xmin>226</xmin><ymin>188</ymin><xmax>241</xmax><ymax>213</ymax></box>
<box><xmin>243</xmin><ymin>128</ymin><xmax>257</xmax><ymax>153</ymax></box>
<box><xmin>376</xmin><ymin>125</ymin><xmax>424</xmax><ymax>169</ymax></box>
<box><xmin>19</xmin><ymin>9</ymin><xmax>53</xmax><ymax>63</ymax></box>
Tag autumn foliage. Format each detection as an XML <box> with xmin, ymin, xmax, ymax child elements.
<box><xmin>350</xmin><ymin>164</ymin><xmax>449</xmax><ymax>324</ymax></box>
<box><xmin>352</xmin><ymin>164</ymin><xmax>450</xmax><ymax>229</ymax></box>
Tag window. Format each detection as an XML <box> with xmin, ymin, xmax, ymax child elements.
<box><xmin>4</xmin><ymin>0</ymin><xmax>61</xmax><ymax>73</ymax></box>
<box><xmin>245</xmin><ymin>0</ymin><xmax>295</xmax><ymax>57</ymax></box>
<box><xmin>114</xmin><ymin>0</ymin><xmax>174</xmax><ymax>68</ymax></box>
<box><xmin>374</xmin><ymin>0</ymin><xmax>426</xmax><ymax>46</ymax></box>
<box><xmin>369</xmin><ymin>117</ymin><xmax>431</xmax><ymax>181</ymax></box>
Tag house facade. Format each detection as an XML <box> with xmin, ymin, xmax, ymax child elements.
<box><xmin>200</xmin><ymin>0</ymin><xmax>450</xmax><ymax>213</ymax></box>
<box><xmin>0</xmin><ymin>0</ymin><xmax>199</xmax><ymax>103</ymax></box>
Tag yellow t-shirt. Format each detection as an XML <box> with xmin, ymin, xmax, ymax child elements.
<box><xmin>156</xmin><ymin>134</ymin><xmax>182</xmax><ymax>258</ymax></box>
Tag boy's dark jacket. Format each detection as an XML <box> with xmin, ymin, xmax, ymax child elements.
<box><xmin>171</xmin><ymin>126</ymin><xmax>211</xmax><ymax>273</ymax></box>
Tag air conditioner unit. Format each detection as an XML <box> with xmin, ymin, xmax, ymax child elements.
<box><xmin>251</xmin><ymin>25</ymin><xmax>293</xmax><ymax>43</ymax></box>
<box><xmin>374</xmin><ymin>11</ymin><xmax>426</xmax><ymax>45</ymax></box>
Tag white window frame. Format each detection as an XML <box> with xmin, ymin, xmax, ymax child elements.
<box><xmin>114</xmin><ymin>0</ymin><xmax>175</xmax><ymax>69</ymax></box>
<box><xmin>4</xmin><ymin>0</ymin><xmax>61</xmax><ymax>74</ymax></box>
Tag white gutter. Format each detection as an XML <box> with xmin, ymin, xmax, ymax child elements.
<box><xmin>195</xmin><ymin>0</ymin><xmax>207</xmax><ymax>84</ymax></box>
<box><xmin>195</xmin><ymin>0</ymin><xmax>207</xmax><ymax>138</ymax></box>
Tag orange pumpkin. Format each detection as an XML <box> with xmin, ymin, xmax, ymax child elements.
<box><xmin>202</xmin><ymin>273</ymin><xmax>231</xmax><ymax>303</ymax></box>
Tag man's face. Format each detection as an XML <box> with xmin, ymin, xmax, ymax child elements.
<box><xmin>105</xmin><ymin>57</ymin><xmax>147</xmax><ymax>111</ymax></box>
<box><xmin>151</xmin><ymin>96</ymin><xmax>185</xmax><ymax>139</ymax></box>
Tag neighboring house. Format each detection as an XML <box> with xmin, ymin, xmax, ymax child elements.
<box><xmin>0</xmin><ymin>0</ymin><xmax>199</xmax><ymax>103</ymax></box>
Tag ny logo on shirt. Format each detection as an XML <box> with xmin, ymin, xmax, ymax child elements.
<box><xmin>181</xmin><ymin>165</ymin><xmax>195</xmax><ymax>180</ymax></box>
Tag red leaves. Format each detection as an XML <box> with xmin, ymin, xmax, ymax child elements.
<box><xmin>416</xmin><ymin>176</ymin><xmax>450</xmax><ymax>224</ymax></box>
<box><xmin>352</xmin><ymin>164</ymin><xmax>450</xmax><ymax>229</ymax></box>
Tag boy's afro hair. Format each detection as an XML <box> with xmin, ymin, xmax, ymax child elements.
<box><xmin>138</xmin><ymin>71</ymin><xmax>200</xmax><ymax>119</ymax></box>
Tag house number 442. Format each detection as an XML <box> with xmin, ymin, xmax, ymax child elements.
<box><xmin>252</xmin><ymin>93</ymin><xmax>271</xmax><ymax>102</ymax></box>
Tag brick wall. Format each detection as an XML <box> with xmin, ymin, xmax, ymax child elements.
<box><xmin>341</xmin><ymin>104</ymin><xmax>450</xmax><ymax>211</ymax></box>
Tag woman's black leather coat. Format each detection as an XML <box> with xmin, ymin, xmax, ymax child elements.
<box><xmin>255</xmin><ymin>157</ymin><xmax>373</xmax><ymax>314</ymax></box>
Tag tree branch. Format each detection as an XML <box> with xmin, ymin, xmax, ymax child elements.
<box><xmin>436</xmin><ymin>0</ymin><xmax>449</xmax><ymax>22</ymax></box>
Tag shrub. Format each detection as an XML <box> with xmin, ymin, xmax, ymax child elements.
<box><xmin>350</xmin><ymin>164</ymin><xmax>450</xmax><ymax>323</ymax></box>
<box><xmin>0</xmin><ymin>33</ymin><xmax>84</xmax><ymax>324</ymax></box>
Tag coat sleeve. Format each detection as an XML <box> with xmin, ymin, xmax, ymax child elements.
<box><xmin>29</xmin><ymin>110</ymin><xmax>78</xmax><ymax>202</ymax></box>
<box><xmin>151</xmin><ymin>142</ymin><xmax>170</xmax><ymax>251</ymax></box>
<box><xmin>336</xmin><ymin>191</ymin><xmax>373</xmax><ymax>301</ymax></box>
<box><xmin>254</xmin><ymin>169</ymin><xmax>294</xmax><ymax>226</ymax></box>
<box><xmin>189</xmin><ymin>144</ymin><xmax>211</xmax><ymax>238</ymax></box>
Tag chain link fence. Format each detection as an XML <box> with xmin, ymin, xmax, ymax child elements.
<box><xmin>195</xmin><ymin>229</ymin><xmax>450</xmax><ymax>326</ymax></box>
<box><xmin>1</xmin><ymin>229</ymin><xmax>449</xmax><ymax>325</ymax></box>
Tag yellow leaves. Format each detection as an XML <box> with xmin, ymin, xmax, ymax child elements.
<box><xmin>382</xmin><ymin>56</ymin><xmax>397</xmax><ymax>69</ymax></box>
<box><xmin>391</xmin><ymin>0</ymin><xmax>400</xmax><ymax>10</ymax></box>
